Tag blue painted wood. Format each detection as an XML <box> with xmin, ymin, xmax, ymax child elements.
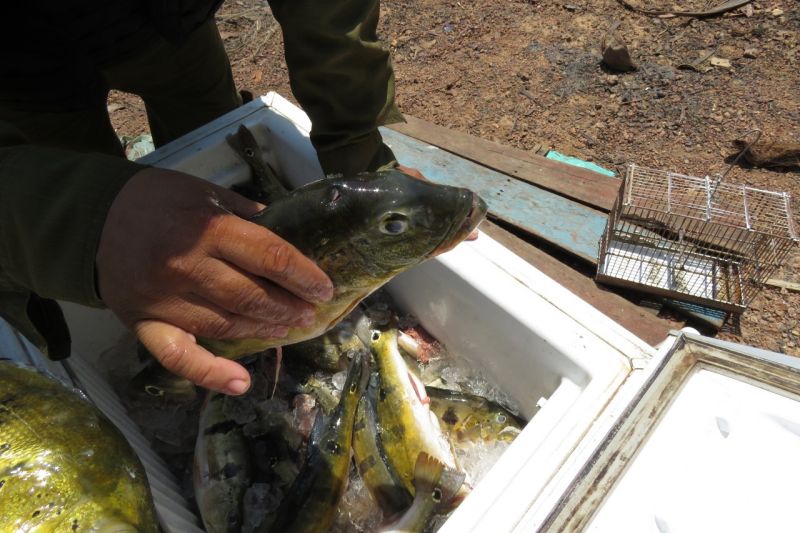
<box><xmin>383</xmin><ymin>127</ymin><xmax>727</xmax><ymax>330</ymax></box>
<box><xmin>381</xmin><ymin>128</ymin><xmax>607</xmax><ymax>264</ymax></box>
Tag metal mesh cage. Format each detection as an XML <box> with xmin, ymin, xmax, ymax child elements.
<box><xmin>597</xmin><ymin>164</ymin><xmax>799</xmax><ymax>312</ymax></box>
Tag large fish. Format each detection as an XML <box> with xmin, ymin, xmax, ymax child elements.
<box><xmin>0</xmin><ymin>361</ymin><xmax>159</xmax><ymax>532</ymax></box>
<box><xmin>200</xmin><ymin>169</ymin><xmax>487</xmax><ymax>358</ymax></box>
<box><xmin>193</xmin><ymin>393</ymin><xmax>253</xmax><ymax>533</ymax></box>
<box><xmin>263</xmin><ymin>350</ymin><xmax>370</xmax><ymax>533</ymax></box>
<box><xmin>428</xmin><ymin>387</ymin><xmax>524</xmax><ymax>444</ymax></box>
<box><xmin>368</xmin><ymin>328</ymin><xmax>465</xmax><ymax>501</ymax></box>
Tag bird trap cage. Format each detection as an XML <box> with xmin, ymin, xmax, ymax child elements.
<box><xmin>597</xmin><ymin>164</ymin><xmax>799</xmax><ymax>313</ymax></box>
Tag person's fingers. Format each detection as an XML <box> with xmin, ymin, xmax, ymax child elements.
<box><xmin>209</xmin><ymin>217</ymin><xmax>334</xmax><ymax>304</ymax></box>
<box><xmin>146</xmin><ymin>293</ymin><xmax>290</xmax><ymax>341</ymax></box>
<box><xmin>134</xmin><ymin>320</ymin><xmax>251</xmax><ymax>395</ymax></box>
<box><xmin>396</xmin><ymin>164</ymin><xmax>427</xmax><ymax>181</ymax></box>
<box><xmin>183</xmin><ymin>256</ymin><xmax>316</xmax><ymax>326</ymax></box>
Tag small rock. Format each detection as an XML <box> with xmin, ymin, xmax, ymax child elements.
<box><xmin>743</xmin><ymin>48</ymin><xmax>758</xmax><ymax>59</ymax></box>
<box><xmin>601</xmin><ymin>29</ymin><xmax>637</xmax><ymax>72</ymax></box>
<box><xmin>772</xmin><ymin>8</ymin><xmax>784</xmax><ymax>16</ymax></box>
<box><xmin>564</xmin><ymin>4</ymin><xmax>579</xmax><ymax>11</ymax></box>
<box><xmin>709</xmin><ymin>56</ymin><xmax>731</xmax><ymax>68</ymax></box>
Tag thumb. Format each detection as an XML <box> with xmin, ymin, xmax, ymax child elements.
<box><xmin>134</xmin><ymin>320</ymin><xmax>251</xmax><ymax>395</ymax></box>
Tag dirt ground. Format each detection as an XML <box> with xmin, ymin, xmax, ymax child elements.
<box><xmin>108</xmin><ymin>0</ymin><xmax>799</xmax><ymax>354</ymax></box>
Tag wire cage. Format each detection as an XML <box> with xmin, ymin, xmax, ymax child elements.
<box><xmin>597</xmin><ymin>164</ymin><xmax>799</xmax><ymax>313</ymax></box>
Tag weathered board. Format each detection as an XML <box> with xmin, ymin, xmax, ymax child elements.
<box><xmin>388</xmin><ymin>115</ymin><xmax>621</xmax><ymax>212</ymax></box>
<box><xmin>382</xmin><ymin>127</ymin><xmax>608</xmax><ymax>264</ymax></box>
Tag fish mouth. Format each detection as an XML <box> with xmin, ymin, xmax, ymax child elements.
<box><xmin>432</xmin><ymin>192</ymin><xmax>488</xmax><ymax>256</ymax></box>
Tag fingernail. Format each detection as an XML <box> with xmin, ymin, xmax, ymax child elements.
<box><xmin>314</xmin><ymin>283</ymin><xmax>334</xmax><ymax>302</ymax></box>
<box><xmin>225</xmin><ymin>379</ymin><xmax>250</xmax><ymax>395</ymax></box>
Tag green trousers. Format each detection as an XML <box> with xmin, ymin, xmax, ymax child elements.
<box><xmin>0</xmin><ymin>19</ymin><xmax>241</xmax><ymax>156</ymax></box>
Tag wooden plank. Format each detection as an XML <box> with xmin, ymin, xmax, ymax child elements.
<box><xmin>766</xmin><ymin>278</ymin><xmax>800</xmax><ymax>293</ymax></box>
<box><xmin>381</xmin><ymin>128</ymin><xmax>608</xmax><ymax>264</ymax></box>
<box><xmin>384</xmin><ymin>127</ymin><xmax>726</xmax><ymax>330</ymax></box>
<box><xmin>480</xmin><ymin>222</ymin><xmax>682</xmax><ymax>346</ymax></box>
<box><xmin>387</xmin><ymin>115</ymin><xmax>621</xmax><ymax>212</ymax></box>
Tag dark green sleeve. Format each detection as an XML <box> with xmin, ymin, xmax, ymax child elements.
<box><xmin>0</xmin><ymin>121</ymin><xmax>144</xmax><ymax>358</ymax></box>
<box><xmin>268</xmin><ymin>0</ymin><xmax>405</xmax><ymax>176</ymax></box>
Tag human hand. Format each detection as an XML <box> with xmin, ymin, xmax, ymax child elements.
<box><xmin>396</xmin><ymin>164</ymin><xmax>480</xmax><ymax>241</ymax></box>
<box><xmin>96</xmin><ymin>168</ymin><xmax>333</xmax><ymax>396</ymax></box>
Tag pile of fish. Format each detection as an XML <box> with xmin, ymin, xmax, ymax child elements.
<box><xmin>191</xmin><ymin>300</ymin><xmax>525</xmax><ymax>532</ymax></box>
<box><xmin>0</xmin><ymin>360</ymin><xmax>159</xmax><ymax>532</ymax></box>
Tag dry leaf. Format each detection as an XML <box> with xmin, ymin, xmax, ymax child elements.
<box><xmin>252</xmin><ymin>69</ymin><xmax>263</xmax><ymax>83</ymax></box>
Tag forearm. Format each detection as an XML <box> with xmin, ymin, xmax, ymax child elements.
<box><xmin>0</xmin><ymin>120</ymin><xmax>143</xmax><ymax>356</ymax></box>
<box><xmin>268</xmin><ymin>0</ymin><xmax>404</xmax><ymax>175</ymax></box>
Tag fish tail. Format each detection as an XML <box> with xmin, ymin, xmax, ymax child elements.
<box><xmin>412</xmin><ymin>452</ymin><xmax>445</xmax><ymax>495</ymax></box>
<box><xmin>439</xmin><ymin>467</ymin><xmax>467</xmax><ymax>508</ymax></box>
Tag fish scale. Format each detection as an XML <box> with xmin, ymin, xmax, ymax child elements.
<box><xmin>0</xmin><ymin>361</ymin><xmax>158</xmax><ymax>532</ymax></box>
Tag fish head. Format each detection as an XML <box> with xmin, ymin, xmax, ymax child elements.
<box><xmin>485</xmin><ymin>409</ymin><xmax>524</xmax><ymax>442</ymax></box>
<box><xmin>258</xmin><ymin>169</ymin><xmax>487</xmax><ymax>290</ymax></box>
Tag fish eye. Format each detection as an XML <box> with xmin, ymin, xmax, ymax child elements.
<box><xmin>328</xmin><ymin>186</ymin><xmax>342</xmax><ymax>205</ymax></box>
<box><xmin>144</xmin><ymin>385</ymin><xmax>164</xmax><ymax>397</ymax></box>
<box><xmin>496</xmin><ymin>414</ymin><xmax>507</xmax><ymax>423</ymax></box>
<box><xmin>432</xmin><ymin>488</ymin><xmax>443</xmax><ymax>502</ymax></box>
<box><xmin>379</xmin><ymin>213</ymin><xmax>409</xmax><ymax>235</ymax></box>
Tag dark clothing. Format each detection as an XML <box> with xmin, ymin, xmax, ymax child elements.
<box><xmin>0</xmin><ymin>1</ymin><xmax>403</xmax><ymax>359</ymax></box>
<box><xmin>1</xmin><ymin>1</ymin><xmax>223</xmax><ymax>111</ymax></box>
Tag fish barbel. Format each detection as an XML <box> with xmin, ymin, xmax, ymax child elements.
<box><xmin>200</xmin><ymin>169</ymin><xmax>487</xmax><ymax>358</ymax></box>
<box><xmin>0</xmin><ymin>361</ymin><xmax>158</xmax><ymax>532</ymax></box>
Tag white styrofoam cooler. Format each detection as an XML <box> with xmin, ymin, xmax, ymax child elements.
<box><xmin>3</xmin><ymin>93</ymin><xmax>799</xmax><ymax>532</ymax></box>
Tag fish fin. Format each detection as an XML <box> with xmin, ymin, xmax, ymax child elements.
<box><xmin>412</xmin><ymin>452</ymin><xmax>445</xmax><ymax>495</ymax></box>
<box><xmin>438</xmin><ymin>467</ymin><xmax>467</xmax><ymax>508</ymax></box>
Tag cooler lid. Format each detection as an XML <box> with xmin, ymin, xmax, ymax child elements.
<box><xmin>532</xmin><ymin>333</ymin><xmax>800</xmax><ymax>531</ymax></box>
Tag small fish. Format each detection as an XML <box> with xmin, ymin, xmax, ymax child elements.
<box><xmin>381</xmin><ymin>453</ymin><xmax>466</xmax><ymax>533</ymax></box>
<box><xmin>193</xmin><ymin>393</ymin><xmax>253</xmax><ymax>533</ymax></box>
<box><xmin>126</xmin><ymin>354</ymin><xmax>198</xmax><ymax>408</ymax></box>
<box><xmin>263</xmin><ymin>351</ymin><xmax>370</xmax><ymax>533</ymax></box>
<box><xmin>369</xmin><ymin>328</ymin><xmax>465</xmax><ymax>503</ymax></box>
<box><xmin>284</xmin><ymin>320</ymin><xmax>366</xmax><ymax>372</ymax></box>
<box><xmin>227</xmin><ymin>124</ymin><xmax>289</xmax><ymax>202</ymax></box>
<box><xmin>353</xmin><ymin>371</ymin><xmax>413</xmax><ymax>516</ymax></box>
<box><xmin>200</xmin><ymin>170</ymin><xmax>487</xmax><ymax>359</ymax></box>
<box><xmin>0</xmin><ymin>361</ymin><xmax>159</xmax><ymax>531</ymax></box>
<box><xmin>428</xmin><ymin>387</ymin><xmax>524</xmax><ymax>443</ymax></box>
